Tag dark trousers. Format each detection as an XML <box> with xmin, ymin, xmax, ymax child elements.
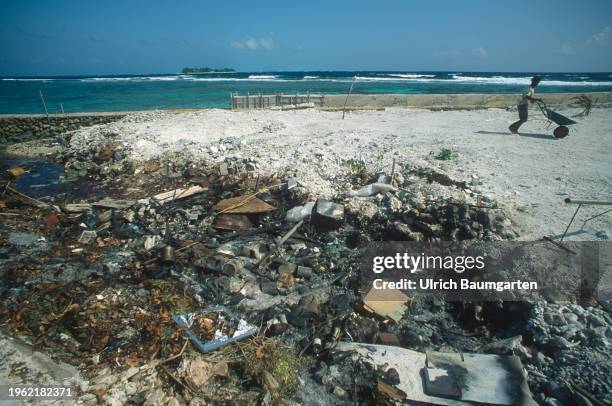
<box><xmin>509</xmin><ymin>103</ymin><xmax>528</xmax><ymax>133</ymax></box>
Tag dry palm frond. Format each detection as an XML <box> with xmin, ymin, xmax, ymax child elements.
<box><xmin>569</xmin><ymin>94</ymin><xmax>595</xmax><ymax>117</ymax></box>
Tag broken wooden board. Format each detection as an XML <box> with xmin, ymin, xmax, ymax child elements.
<box><xmin>376</xmin><ymin>377</ymin><xmax>407</xmax><ymax>403</ymax></box>
<box><xmin>63</xmin><ymin>203</ymin><xmax>92</xmax><ymax>213</ymax></box>
<box><xmin>362</xmin><ymin>288</ymin><xmax>410</xmax><ymax>323</ymax></box>
<box><xmin>148</xmin><ymin>185</ymin><xmax>207</xmax><ymax>206</ymax></box>
<box><xmin>4</xmin><ymin>185</ymin><xmax>52</xmax><ymax>209</ymax></box>
<box><xmin>92</xmin><ymin>199</ymin><xmax>136</xmax><ymax>210</ymax></box>
<box><xmin>214</xmin><ymin>195</ymin><xmax>275</xmax><ymax>214</ymax></box>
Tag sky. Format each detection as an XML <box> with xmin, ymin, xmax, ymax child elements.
<box><xmin>1</xmin><ymin>0</ymin><xmax>611</xmax><ymax>76</ymax></box>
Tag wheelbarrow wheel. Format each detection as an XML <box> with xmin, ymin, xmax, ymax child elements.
<box><xmin>553</xmin><ymin>126</ymin><xmax>569</xmax><ymax>139</ymax></box>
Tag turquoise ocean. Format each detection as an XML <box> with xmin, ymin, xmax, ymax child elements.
<box><xmin>1</xmin><ymin>71</ymin><xmax>611</xmax><ymax>114</ymax></box>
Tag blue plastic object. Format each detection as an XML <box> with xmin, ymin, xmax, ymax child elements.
<box><xmin>172</xmin><ymin>306</ymin><xmax>256</xmax><ymax>352</ymax></box>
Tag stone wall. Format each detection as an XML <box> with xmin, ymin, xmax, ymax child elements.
<box><xmin>0</xmin><ymin>113</ymin><xmax>127</xmax><ymax>145</ymax></box>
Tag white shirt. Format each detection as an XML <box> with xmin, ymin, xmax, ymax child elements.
<box><xmin>519</xmin><ymin>86</ymin><xmax>535</xmax><ymax>106</ymax></box>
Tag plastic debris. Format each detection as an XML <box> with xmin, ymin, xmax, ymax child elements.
<box><xmin>173</xmin><ymin>306</ymin><xmax>257</xmax><ymax>352</ymax></box>
<box><xmin>348</xmin><ymin>182</ymin><xmax>397</xmax><ymax>197</ymax></box>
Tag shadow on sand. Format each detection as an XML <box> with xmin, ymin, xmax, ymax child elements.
<box><xmin>475</xmin><ymin>130</ymin><xmax>557</xmax><ymax>140</ymax></box>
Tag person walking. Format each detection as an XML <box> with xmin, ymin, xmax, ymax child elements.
<box><xmin>509</xmin><ymin>75</ymin><xmax>542</xmax><ymax>133</ymax></box>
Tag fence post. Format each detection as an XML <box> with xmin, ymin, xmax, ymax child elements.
<box><xmin>38</xmin><ymin>89</ymin><xmax>50</xmax><ymax>122</ymax></box>
<box><xmin>246</xmin><ymin>92</ymin><xmax>250</xmax><ymax>109</ymax></box>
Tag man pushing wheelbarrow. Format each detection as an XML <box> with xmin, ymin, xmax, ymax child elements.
<box><xmin>509</xmin><ymin>75</ymin><xmax>542</xmax><ymax>134</ymax></box>
<box><xmin>509</xmin><ymin>74</ymin><xmax>577</xmax><ymax>138</ymax></box>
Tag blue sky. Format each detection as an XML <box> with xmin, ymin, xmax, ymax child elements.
<box><xmin>1</xmin><ymin>0</ymin><xmax>611</xmax><ymax>75</ymax></box>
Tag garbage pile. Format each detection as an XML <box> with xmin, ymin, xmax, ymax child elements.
<box><xmin>1</xmin><ymin>144</ymin><xmax>610</xmax><ymax>405</ymax></box>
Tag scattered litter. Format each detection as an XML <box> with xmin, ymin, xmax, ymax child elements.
<box><xmin>348</xmin><ymin>182</ymin><xmax>397</xmax><ymax>197</ymax></box>
<box><xmin>173</xmin><ymin>306</ymin><xmax>257</xmax><ymax>352</ymax></box>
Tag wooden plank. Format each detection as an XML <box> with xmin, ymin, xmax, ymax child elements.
<box><xmin>154</xmin><ymin>185</ymin><xmax>207</xmax><ymax>205</ymax></box>
<box><xmin>214</xmin><ymin>195</ymin><xmax>275</xmax><ymax>214</ymax></box>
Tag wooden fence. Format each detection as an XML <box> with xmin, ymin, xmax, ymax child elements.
<box><xmin>230</xmin><ymin>92</ymin><xmax>325</xmax><ymax>109</ymax></box>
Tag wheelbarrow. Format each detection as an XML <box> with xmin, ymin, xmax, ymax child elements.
<box><xmin>534</xmin><ymin>99</ymin><xmax>577</xmax><ymax>138</ymax></box>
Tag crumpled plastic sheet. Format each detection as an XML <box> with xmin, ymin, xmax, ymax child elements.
<box><xmin>172</xmin><ymin>306</ymin><xmax>256</xmax><ymax>352</ymax></box>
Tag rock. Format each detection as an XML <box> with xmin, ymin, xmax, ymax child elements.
<box><xmin>332</xmin><ymin>386</ymin><xmax>347</xmax><ymax>397</ymax></box>
<box><xmin>383</xmin><ymin>193</ymin><xmax>402</xmax><ymax>212</ymax></box>
<box><xmin>261</xmin><ymin>281</ymin><xmax>279</xmax><ymax>295</ymax></box>
<box><xmin>479</xmin><ymin>335</ymin><xmax>528</xmax><ymax>356</ymax></box>
<box><xmin>384</xmin><ymin>368</ymin><xmax>401</xmax><ymax>386</ymax></box>
<box><xmin>548</xmin><ymin>336</ymin><xmax>576</xmax><ymax>350</ymax></box>
<box><xmin>217</xmin><ymin>276</ymin><xmax>244</xmax><ymax>294</ymax></box>
<box><xmin>573</xmin><ymin>392</ymin><xmax>594</xmax><ymax>406</ymax></box>
<box><xmin>296</xmin><ymin>266</ymin><xmax>314</xmax><ymax>279</ymax></box>
<box><xmin>310</xmin><ymin>199</ymin><xmax>344</xmax><ymax>231</ymax></box>
<box><xmin>389</xmin><ymin>221</ymin><xmax>423</xmax><ymax>241</ymax></box>
<box><xmin>349</xmin><ymin>183</ymin><xmax>396</xmax><ymax>197</ymax></box>
<box><xmin>184</xmin><ymin>359</ymin><xmax>214</xmax><ymax>388</ymax></box>
<box><xmin>265</xmin><ymin>318</ymin><xmax>289</xmax><ymax>337</ymax></box>
<box><xmin>278</xmin><ymin>263</ymin><xmax>297</xmax><ymax>275</ymax></box>
<box><xmin>287</xmin><ymin>295</ymin><xmax>320</xmax><ymax>327</ymax></box>
<box><xmin>286</xmin><ymin>202</ymin><xmax>315</xmax><ymax>223</ymax></box>
<box><xmin>545</xmin><ymin>382</ymin><xmax>573</xmax><ymax>404</ymax></box>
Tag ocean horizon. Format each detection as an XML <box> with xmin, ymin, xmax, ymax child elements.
<box><xmin>2</xmin><ymin>71</ymin><xmax>611</xmax><ymax>114</ymax></box>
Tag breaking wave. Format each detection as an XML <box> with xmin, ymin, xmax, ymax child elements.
<box><xmin>247</xmin><ymin>75</ymin><xmax>277</xmax><ymax>80</ymax></box>
<box><xmin>386</xmin><ymin>73</ymin><xmax>436</xmax><ymax>78</ymax></box>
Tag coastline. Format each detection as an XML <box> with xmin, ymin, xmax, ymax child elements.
<box><xmin>2</xmin><ymin>91</ymin><xmax>611</xmax><ymax>147</ymax></box>
<box><xmin>2</xmin><ymin>91</ymin><xmax>611</xmax><ymax>116</ymax></box>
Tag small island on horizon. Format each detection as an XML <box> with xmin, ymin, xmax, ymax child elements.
<box><xmin>182</xmin><ymin>67</ymin><xmax>236</xmax><ymax>74</ymax></box>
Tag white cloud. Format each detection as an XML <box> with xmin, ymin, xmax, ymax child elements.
<box><xmin>472</xmin><ymin>47</ymin><xmax>488</xmax><ymax>58</ymax></box>
<box><xmin>231</xmin><ymin>37</ymin><xmax>274</xmax><ymax>50</ymax></box>
<box><xmin>587</xmin><ymin>26</ymin><xmax>612</xmax><ymax>47</ymax></box>
<box><xmin>259</xmin><ymin>37</ymin><xmax>274</xmax><ymax>49</ymax></box>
